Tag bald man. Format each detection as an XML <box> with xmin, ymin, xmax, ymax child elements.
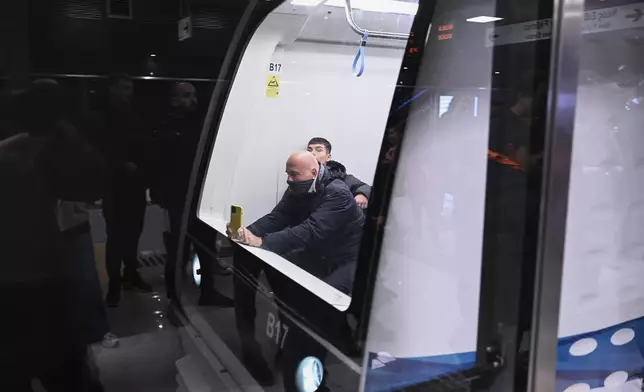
<box><xmin>230</xmin><ymin>151</ymin><xmax>364</xmax><ymax>389</ymax></box>
<box><xmin>233</xmin><ymin>151</ymin><xmax>364</xmax><ymax>291</ymax></box>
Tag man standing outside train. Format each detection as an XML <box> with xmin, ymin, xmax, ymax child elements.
<box><xmin>307</xmin><ymin>137</ymin><xmax>371</xmax><ymax>209</ymax></box>
<box><xmin>93</xmin><ymin>74</ymin><xmax>152</xmax><ymax>307</ymax></box>
<box><xmin>153</xmin><ymin>82</ymin><xmax>233</xmax><ymax>307</ymax></box>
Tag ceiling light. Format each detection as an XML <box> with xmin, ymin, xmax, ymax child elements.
<box><xmin>324</xmin><ymin>0</ymin><xmax>418</xmax><ymax>16</ymax></box>
<box><xmin>291</xmin><ymin>0</ymin><xmax>324</xmax><ymax>5</ymax></box>
<box><xmin>149</xmin><ymin>53</ymin><xmax>157</xmax><ymax>57</ymax></box>
<box><xmin>466</xmin><ymin>16</ymin><xmax>503</xmax><ymax>23</ymax></box>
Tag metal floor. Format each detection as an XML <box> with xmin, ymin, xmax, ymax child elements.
<box><xmin>92</xmin><ymin>205</ymin><xmax>180</xmax><ymax>392</ymax></box>
<box><xmin>35</xmin><ymin>205</ymin><xmax>181</xmax><ymax>392</ymax></box>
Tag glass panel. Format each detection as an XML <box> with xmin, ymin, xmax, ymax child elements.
<box><xmin>557</xmin><ymin>1</ymin><xmax>644</xmax><ymax>390</ymax></box>
<box><xmin>0</xmin><ymin>1</ymin><xmax>242</xmax><ymax>391</ymax></box>
<box><xmin>197</xmin><ymin>1</ymin><xmax>415</xmax><ymax>309</ymax></box>
<box><xmin>362</xmin><ymin>0</ymin><xmax>552</xmax><ymax>390</ymax></box>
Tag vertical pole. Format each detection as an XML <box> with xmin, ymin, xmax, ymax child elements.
<box><xmin>527</xmin><ymin>0</ymin><xmax>584</xmax><ymax>390</ymax></box>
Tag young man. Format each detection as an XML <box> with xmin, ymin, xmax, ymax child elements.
<box><xmin>306</xmin><ymin>137</ymin><xmax>371</xmax><ymax>209</ymax></box>
<box><xmin>93</xmin><ymin>74</ymin><xmax>153</xmax><ymax>307</ymax></box>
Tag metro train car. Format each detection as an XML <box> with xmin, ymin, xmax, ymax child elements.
<box><xmin>168</xmin><ymin>0</ymin><xmax>644</xmax><ymax>391</ymax></box>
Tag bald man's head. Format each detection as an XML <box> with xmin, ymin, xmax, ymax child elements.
<box><xmin>285</xmin><ymin>151</ymin><xmax>320</xmax><ymax>194</ymax></box>
<box><xmin>171</xmin><ymin>82</ymin><xmax>197</xmax><ymax>112</ymax></box>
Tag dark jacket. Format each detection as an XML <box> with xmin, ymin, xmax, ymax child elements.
<box><xmin>326</xmin><ymin>160</ymin><xmax>371</xmax><ymax>199</ymax></box>
<box><xmin>0</xmin><ymin>124</ymin><xmax>106</xmax><ymax>285</ymax></box>
<box><xmin>151</xmin><ymin>110</ymin><xmax>202</xmax><ymax>209</ymax></box>
<box><xmin>0</xmin><ymin>123</ymin><xmax>107</xmax><ymax>372</ymax></box>
<box><xmin>85</xmin><ymin>98</ymin><xmax>150</xmax><ymax>191</ymax></box>
<box><xmin>248</xmin><ymin>167</ymin><xmax>365</xmax><ymax>282</ymax></box>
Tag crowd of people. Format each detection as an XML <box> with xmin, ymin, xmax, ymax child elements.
<box><xmin>0</xmin><ymin>74</ymin><xmax>235</xmax><ymax>390</ymax></box>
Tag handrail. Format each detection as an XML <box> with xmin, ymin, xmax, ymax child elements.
<box><xmin>343</xmin><ymin>0</ymin><xmax>411</xmax><ymax>40</ymax></box>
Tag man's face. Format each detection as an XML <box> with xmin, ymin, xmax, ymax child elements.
<box><xmin>110</xmin><ymin>79</ymin><xmax>134</xmax><ymax>104</ymax></box>
<box><xmin>307</xmin><ymin>143</ymin><xmax>331</xmax><ymax>165</ymax></box>
<box><xmin>173</xmin><ymin>84</ymin><xmax>198</xmax><ymax>112</ymax></box>
<box><xmin>286</xmin><ymin>159</ymin><xmax>317</xmax><ymax>183</ymax></box>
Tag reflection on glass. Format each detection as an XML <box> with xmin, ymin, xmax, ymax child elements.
<box><xmin>556</xmin><ymin>3</ymin><xmax>644</xmax><ymax>389</ymax></box>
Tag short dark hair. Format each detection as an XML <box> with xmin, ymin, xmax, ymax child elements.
<box><xmin>107</xmin><ymin>73</ymin><xmax>132</xmax><ymax>87</ymax></box>
<box><xmin>308</xmin><ymin>137</ymin><xmax>332</xmax><ymax>153</ymax></box>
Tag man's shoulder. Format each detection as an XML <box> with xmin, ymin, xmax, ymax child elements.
<box><xmin>324</xmin><ymin>178</ymin><xmax>354</xmax><ymax>198</ymax></box>
<box><xmin>326</xmin><ymin>160</ymin><xmax>347</xmax><ymax>174</ymax></box>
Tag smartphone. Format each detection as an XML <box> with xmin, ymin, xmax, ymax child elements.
<box><xmin>230</xmin><ymin>205</ymin><xmax>243</xmax><ymax>236</ymax></box>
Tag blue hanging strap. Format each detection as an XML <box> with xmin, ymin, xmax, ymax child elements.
<box><xmin>352</xmin><ymin>31</ymin><xmax>369</xmax><ymax>77</ymax></box>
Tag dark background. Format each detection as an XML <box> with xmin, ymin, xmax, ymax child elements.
<box><xmin>0</xmin><ymin>0</ymin><xmax>249</xmax><ymax>129</ymax></box>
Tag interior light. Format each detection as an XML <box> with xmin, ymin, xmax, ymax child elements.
<box><xmin>296</xmin><ymin>357</ymin><xmax>324</xmax><ymax>392</ymax></box>
<box><xmin>324</xmin><ymin>0</ymin><xmax>418</xmax><ymax>16</ymax></box>
<box><xmin>466</xmin><ymin>16</ymin><xmax>503</xmax><ymax>23</ymax></box>
<box><xmin>149</xmin><ymin>53</ymin><xmax>157</xmax><ymax>57</ymax></box>
<box><xmin>192</xmin><ymin>254</ymin><xmax>202</xmax><ymax>287</ymax></box>
<box><xmin>291</xmin><ymin>0</ymin><xmax>324</xmax><ymax>6</ymax></box>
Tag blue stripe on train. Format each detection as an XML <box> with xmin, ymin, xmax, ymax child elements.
<box><xmin>365</xmin><ymin>316</ymin><xmax>644</xmax><ymax>392</ymax></box>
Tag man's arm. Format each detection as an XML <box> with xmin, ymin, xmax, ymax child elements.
<box><xmin>260</xmin><ymin>186</ymin><xmax>354</xmax><ymax>256</ymax></box>
<box><xmin>247</xmin><ymin>192</ymin><xmax>292</xmax><ymax>237</ymax></box>
<box><xmin>344</xmin><ymin>174</ymin><xmax>371</xmax><ymax>199</ymax></box>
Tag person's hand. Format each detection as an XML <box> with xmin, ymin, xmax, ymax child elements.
<box><xmin>355</xmin><ymin>194</ymin><xmax>369</xmax><ymax>209</ymax></box>
<box><xmin>236</xmin><ymin>227</ymin><xmax>263</xmax><ymax>247</ymax></box>
<box><xmin>226</xmin><ymin>222</ymin><xmax>234</xmax><ymax>238</ymax></box>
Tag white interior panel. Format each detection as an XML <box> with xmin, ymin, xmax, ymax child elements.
<box><xmin>198</xmin><ymin>4</ymin><xmax>411</xmax><ymax>307</ymax></box>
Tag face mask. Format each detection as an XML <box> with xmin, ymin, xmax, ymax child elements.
<box><xmin>288</xmin><ymin>178</ymin><xmax>315</xmax><ymax>195</ymax></box>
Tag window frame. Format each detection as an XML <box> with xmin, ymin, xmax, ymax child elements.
<box><xmin>179</xmin><ymin>0</ymin><xmax>436</xmax><ymax>356</ymax></box>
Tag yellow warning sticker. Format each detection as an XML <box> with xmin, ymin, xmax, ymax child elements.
<box><xmin>266</xmin><ymin>75</ymin><xmax>280</xmax><ymax>98</ymax></box>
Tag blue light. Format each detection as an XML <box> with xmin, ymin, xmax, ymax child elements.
<box><xmin>296</xmin><ymin>356</ymin><xmax>324</xmax><ymax>392</ymax></box>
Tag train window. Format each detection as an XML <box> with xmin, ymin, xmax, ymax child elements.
<box><xmin>360</xmin><ymin>0</ymin><xmax>553</xmax><ymax>389</ymax></box>
<box><xmin>555</xmin><ymin>2</ymin><xmax>644</xmax><ymax>388</ymax></box>
<box><xmin>197</xmin><ymin>1</ymin><xmax>415</xmax><ymax>309</ymax></box>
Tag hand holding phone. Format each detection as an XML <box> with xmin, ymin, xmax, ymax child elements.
<box><xmin>229</xmin><ymin>205</ymin><xmax>243</xmax><ymax>238</ymax></box>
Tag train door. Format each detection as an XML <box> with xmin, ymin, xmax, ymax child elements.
<box><xmin>539</xmin><ymin>0</ymin><xmax>644</xmax><ymax>390</ymax></box>
<box><xmin>357</xmin><ymin>0</ymin><xmax>554</xmax><ymax>390</ymax></box>
<box><xmin>175</xmin><ymin>0</ymin><xmax>568</xmax><ymax>391</ymax></box>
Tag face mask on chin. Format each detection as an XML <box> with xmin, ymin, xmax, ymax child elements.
<box><xmin>287</xmin><ymin>178</ymin><xmax>316</xmax><ymax>195</ymax></box>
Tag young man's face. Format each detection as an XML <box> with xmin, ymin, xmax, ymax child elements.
<box><xmin>307</xmin><ymin>143</ymin><xmax>331</xmax><ymax>165</ymax></box>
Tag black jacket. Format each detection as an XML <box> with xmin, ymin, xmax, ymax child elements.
<box><xmin>248</xmin><ymin>167</ymin><xmax>364</xmax><ymax>281</ymax></box>
<box><xmin>85</xmin><ymin>99</ymin><xmax>150</xmax><ymax>191</ymax></box>
<box><xmin>326</xmin><ymin>160</ymin><xmax>371</xmax><ymax>199</ymax></box>
<box><xmin>150</xmin><ymin>110</ymin><xmax>202</xmax><ymax>209</ymax></box>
